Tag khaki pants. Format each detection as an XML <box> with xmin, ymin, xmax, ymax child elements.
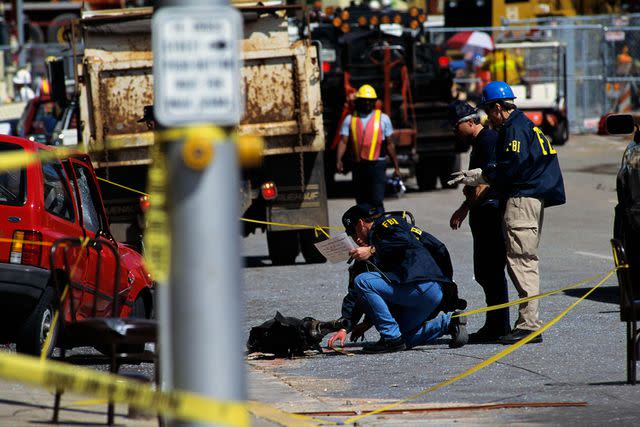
<box><xmin>503</xmin><ymin>197</ymin><xmax>544</xmax><ymax>331</ymax></box>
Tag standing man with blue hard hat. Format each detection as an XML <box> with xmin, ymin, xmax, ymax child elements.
<box><xmin>336</xmin><ymin>84</ymin><xmax>400</xmax><ymax>210</ymax></box>
<box><xmin>448</xmin><ymin>81</ymin><xmax>566</xmax><ymax>345</ymax></box>
<box><xmin>448</xmin><ymin>100</ymin><xmax>510</xmax><ymax>343</ymax></box>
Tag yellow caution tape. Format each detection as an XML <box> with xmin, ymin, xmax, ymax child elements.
<box><xmin>343</xmin><ymin>267</ymin><xmax>617</xmax><ymax>424</ymax></box>
<box><xmin>40</xmin><ymin>285</ymin><xmax>67</xmax><ymax>361</ymax></box>
<box><xmin>249</xmin><ymin>401</ymin><xmax>327</xmax><ymax>427</ymax></box>
<box><xmin>453</xmin><ymin>273</ymin><xmax>603</xmax><ymax>318</ymax></box>
<box><xmin>144</xmin><ymin>142</ymin><xmax>171</xmax><ymax>284</ymax></box>
<box><xmin>0</xmin><ymin>236</ymin><xmax>54</xmax><ymax>247</ymax></box>
<box><xmin>97</xmin><ymin>177</ymin><xmax>149</xmax><ymax>196</ymax></box>
<box><xmin>0</xmin><ymin>147</ymin><xmax>80</xmax><ymax>172</ymax></box>
<box><xmin>239</xmin><ymin>217</ymin><xmax>341</xmax><ymax>237</ymax></box>
<box><xmin>0</xmin><ymin>351</ymin><xmax>249</xmax><ymax>427</ymax></box>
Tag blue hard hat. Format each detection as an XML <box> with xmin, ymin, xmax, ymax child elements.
<box><xmin>480</xmin><ymin>81</ymin><xmax>516</xmax><ymax>105</ymax></box>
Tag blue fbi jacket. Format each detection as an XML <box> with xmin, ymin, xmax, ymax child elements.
<box><xmin>484</xmin><ymin>109</ymin><xmax>566</xmax><ymax>207</ymax></box>
<box><xmin>369</xmin><ymin>214</ymin><xmax>453</xmax><ymax>286</ymax></box>
<box><xmin>339</xmin><ymin>215</ymin><xmax>454</xmax><ymax>331</ymax></box>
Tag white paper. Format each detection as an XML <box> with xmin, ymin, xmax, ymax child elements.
<box><xmin>314</xmin><ymin>233</ymin><xmax>358</xmax><ymax>263</ymax></box>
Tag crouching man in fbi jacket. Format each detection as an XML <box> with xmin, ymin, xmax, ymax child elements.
<box><xmin>327</xmin><ymin>204</ymin><xmax>468</xmax><ymax>353</ymax></box>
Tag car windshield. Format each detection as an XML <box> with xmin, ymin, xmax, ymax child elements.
<box><xmin>0</xmin><ymin>142</ymin><xmax>26</xmax><ymax>205</ymax></box>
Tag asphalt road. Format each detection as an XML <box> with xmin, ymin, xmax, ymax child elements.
<box><xmin>243</xmin><ymin>133</ymin><xmax>640</xmax><ymax>426</ymax></box>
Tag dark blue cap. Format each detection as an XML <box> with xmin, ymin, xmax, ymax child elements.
<box><xmin>448</xmin><ymin>100</ymin><xmax>478</xmax><ymax>125</ymax></box>
<box><xmin>342</xmin><ymin>203</ymin><xmax>383</xmax><ymax>235</ymax></box>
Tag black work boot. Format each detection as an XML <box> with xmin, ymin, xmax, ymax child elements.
<box><xmin>448</xmin><ymin>311</ymin><xmax>468</xmax><ymax>348</ymax></box>
<box><xmin>362</xmin><ymin>336</ymin><xmax>406</xmax><ymax>354</ymax></box>
<box><xmin>498</xmin><ymin>328</ymin><xmax>542</xmax><ymax>345</ymax></box>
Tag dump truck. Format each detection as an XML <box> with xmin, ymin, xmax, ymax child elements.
<box><xmin>75</xmin><ymin>6</ymin><xmax>328</xmax><ymax>265</ymax></box>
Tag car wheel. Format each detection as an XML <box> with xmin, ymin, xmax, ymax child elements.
<box><xmin>299</xmin><ymin>229</ymin><xmax>327</xmax><ymax>264</ymax></box>
<box><xmin>267</xmin><ymin>230</ymin><xmax>299</xmax><ymax>265</ymax></box>
<box><xmin>16</xmin><ymin>287</ymin><xmax>58</xmax><ymax>358</ymax></box>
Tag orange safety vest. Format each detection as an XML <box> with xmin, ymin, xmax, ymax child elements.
<box><xmin>350</xmin><ymin>110</ymin><xmax>383</xmax><ymax>161</ymax></box>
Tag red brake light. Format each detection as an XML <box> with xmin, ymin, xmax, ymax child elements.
<box><xmin>322</xmin><ymin>61</ymin><xmax>331</xmax><ymax>73</ymax></box>
<box><xmin>140</xmin><ymin>195</ymin><xmax>151</xmax><ymax>212</ymax></box>
<box><xmin>10</xmin><ymin>230</ymin><xmax>42</xmax><ymax>267</ymax></box>
<box><xmin>261</xmin><ymin>182</ymin><xmax>278</xmax><ymax>200</ymax></box>
<box><xmin>438</xmin><ymin>56</ymin><xmax>450</xmax><ymax>69</ymax></box>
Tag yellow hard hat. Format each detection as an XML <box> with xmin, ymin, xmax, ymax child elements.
<box><xmin>356</xmin><ymin>84</ymin><xmax>377</xmax><ymax>99</ymax></box>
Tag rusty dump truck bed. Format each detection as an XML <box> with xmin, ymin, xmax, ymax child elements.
<box><xmin>77</xmin><ymin>7</ymin><xmax>325</xmax><ymax>168</ymax></box>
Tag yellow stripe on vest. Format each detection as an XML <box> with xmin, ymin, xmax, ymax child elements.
<box><xmin>350</xmin><ymin>115</ymin><xmax>359</xmax><ymax>157</ymax></box>
<box><xmin>368</xmin><ymin>110</ymin><xmax>382</xmax><ymax>160</ymax></box>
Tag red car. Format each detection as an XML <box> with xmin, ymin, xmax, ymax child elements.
<box><xmin>0</xmin><ymin>135</ymin><xmax>154</xmax><ymax>356</ymax></box>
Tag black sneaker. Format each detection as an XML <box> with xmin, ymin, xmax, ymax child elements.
<box><xmin>498</xmin><ymin>328</ymin><xmax>543</xmax><ymax>345</ymax></box>
<box><xmin>448</xmin><ymin>311</ymin><xmax>468</xmax><ymax>348</ymax></box>
<box><xmin>362</xmin><ymin>336</ymin><xmax>406</xmax><ymax>354</ymax></box>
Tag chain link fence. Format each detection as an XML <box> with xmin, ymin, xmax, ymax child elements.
<box><xmin>425</xmin><ymin>15</ymin><xmax>640</xmax><ymax>133</ymax></box>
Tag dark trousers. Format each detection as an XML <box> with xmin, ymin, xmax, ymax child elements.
<box><xmin>469</xmin><ymin>202</ymin><xmax>510</xmax><ymax>336</ymax></box>
<box><xmin>353</xmin><ymin>160</ymin><xmax>386</xmax><ymax>210</ymax></box>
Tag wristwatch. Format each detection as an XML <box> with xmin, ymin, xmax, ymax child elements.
<box><xmin>369</xmin><ymin>246</ymin><xmax>376</xmax><ymax>255</ymax></box>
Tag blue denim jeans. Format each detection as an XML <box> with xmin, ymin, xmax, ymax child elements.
<box><xmin>354</xmin><ymin>272</ymin><xmax>451</xmax><ymax>348</ymax></box>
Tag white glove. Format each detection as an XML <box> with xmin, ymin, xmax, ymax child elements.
<box><xmin>447</xmin><ymin>168</ymin><xmax>487</xmax><ymax>186</ymax></box>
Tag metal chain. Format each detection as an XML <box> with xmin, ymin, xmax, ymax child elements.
<box><xmin>291</xmin><ymin>54</ymin><xmax>305</xmax><ymax>190</ymax></box>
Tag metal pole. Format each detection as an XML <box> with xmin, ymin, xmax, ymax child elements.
<box><xmin>16</xmin><ymin>0</ymin><xmax>25</xmax><ymax>68</ymax></box>
<box><xmin>154</xmin><ymin>1</ymin><xmax>245</xmax><ymax>426</ymax></box>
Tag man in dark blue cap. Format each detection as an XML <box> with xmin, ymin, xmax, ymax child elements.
<box><xmin>327</xmin><ymin>203</ymin><xmax>468</xmax><ymax>353</ymax></box>
<box><xmin>447</xmin><ymin>100</ymin><xmax>510</xmax><ymax>343</ymax></box>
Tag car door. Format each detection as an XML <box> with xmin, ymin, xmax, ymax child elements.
<box><xmin>40</xmin><ymin>156</ymin><xmax>86</xmax><ymax>321</ymax></box>
<box><xmin>67</xmin><ymin>158</ymin><xmax>124</xmax><ymax>318</ymax></box>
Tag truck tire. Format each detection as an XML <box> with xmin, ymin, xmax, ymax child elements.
<box><xmin>47</xmin><ymin>13</ymin><xmax>78</xmax><ymax>44</ymax></box>
<box><xmin>299</xmin><ymin>229</ymin><xmax>327</xmax><ymax>264</ymax></box>
<box><xmin>16</xmin><ymin>287</ymin><xmax>58</xmax><ymax>358</ymax></box>
<box><xmin>551</xmin><ymin>119</ymin><xmax>569</xmax><ymax>146</ymax></box>
<box><xmin>267</xmin><ymin>230</ymin><xmax>300</xmax><ymax>265</ymax></box>
<box><xmin>416</xmin><ymin>158</ymin><xmax>438</xmax><ymax>191</ymax></box>
<box><xmin>439</xmin><ymin>155</ymin><xmax>461</xmax><ymax>189</ymax></box>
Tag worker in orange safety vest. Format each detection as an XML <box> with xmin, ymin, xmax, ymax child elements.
<box><xmin>336</xmin><ymin>84</ymin><xmax>400</xmax><ymax>210</ymax></box>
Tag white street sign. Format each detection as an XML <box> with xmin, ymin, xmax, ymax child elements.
<box><xmin>153</xmin><ymin>6</ymin><xmax>243</xmax><ymax>126</ymax></box>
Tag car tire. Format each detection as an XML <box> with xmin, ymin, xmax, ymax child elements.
<box><xmin>299</xmin><ymin>229</ymin><xmax>327</xmax><ymax>264</ymax></box>
<box><xmin>267</xmin><ymin>230</ymin><xmax>299</xmax><ymax>265</ymax></box>
<box><xmin>16</xmin><ymin>287</ymin><xmax>58</xmax><ymax>358</ymax></box>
